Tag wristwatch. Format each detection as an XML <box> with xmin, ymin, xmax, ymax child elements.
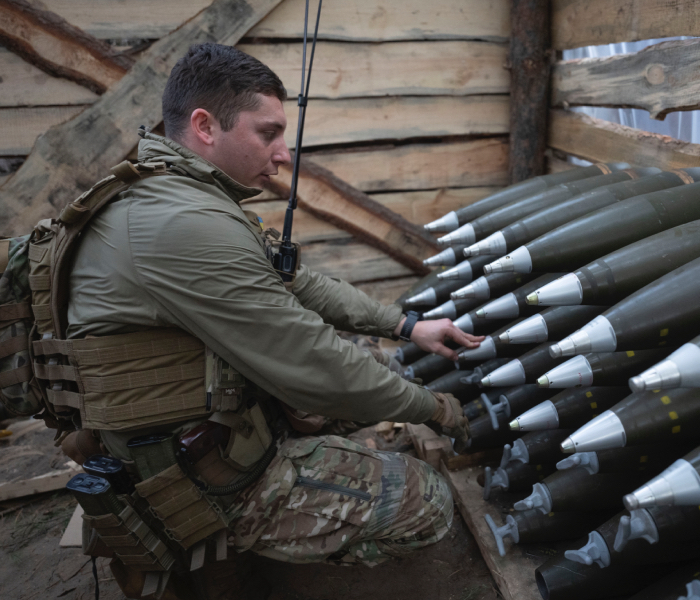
<box><xmin>399</xmin><ymin>311</ymin><xmax>423</xmax><ymax>342</ymax></box>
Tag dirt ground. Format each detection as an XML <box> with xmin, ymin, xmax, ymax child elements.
<box><xmin>0</xmin><ymin>420</ymin><xmax>501</xmax><ymax>600</ymax></box>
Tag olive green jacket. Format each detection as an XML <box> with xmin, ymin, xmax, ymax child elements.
<box><xmin>67</xmin><ymin>133</ymin><xmax>435</xmax><ymax>425</ymax></box>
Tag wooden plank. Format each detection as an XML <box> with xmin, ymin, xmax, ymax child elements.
<box><xmin>308</xmin><ymin>138</ymin><xmax>510</xmax><ymax>192</ymax></box>
<box><xmin>240</xmin><ymin>40</ymin><xmax>509</xmax><ymax>99</ymax></box>
<box><xmin>552</xmin><ymin>38</ymin><xmax>700</xmax><ymax>120</ymax></box>
<box><xmin>354</xmin><ymin>275</ymin><xmax>419</xmax><ymax>305</ymax></box>
<box><xmin>59</xmin><ymin>504</ymin><xmax>84</xmax><ymax>548</ymax></box>
<box><xmin>252</xmin><ymin>188</ymin><xmax>500</xmax><ymax>244</ymax></box>
<box><xmin>441</xmin><ymin>463</ymin><xmax>542</xmax><ymax>600</ymax></box>
<box><xmin>0</xmin><ymin>97</ymin><xmax>509</xmax><ymax>160</ymax></box>
<box><xmin>0</xmin><ymin>48</ymin><xmax>99</xmax><ymax>107</ymax></box>
<box><xmin>283</xmin><ymin>95</ymin><xmax>510</xmax><ymax>149</ymax></box>
<box><xmin>0</xmin><ymin>0</ymin><xmax>285</xmax><ymax>237</ymax></box>
<box><xmin>552</xmin><ymin>0</ymin><xmax>700</xmax><ymax>51</ymax></box>
<box><xmin>0</xmin><ymin>0</ymin><xmax>133</xmax><ymax>94</ymax></box>
<box><xmin>507</xmin><ymin>0</ymin><xmax>550</xmax><ymax>183</ymax></box>
<box><xmin>300</xmin><ymin>238</ymin><xmax>414</xmax><ymax>283</ymax></box>
<box><xmin>0</xmin><ymin>105</ymin><xmax>86</xmax><ymax>155</ymax></box>
<box><xmin>250</xmin><ymin>0</ymin><xmax>510</xmax><ymax>42</ymax></box>
<box><xmin>548</xmin><ymin>109</ymin><xmax>700</xmax><ymax>169</ymax></box>
<box><xmin>545</xmin><ymin>153</ymin><xmax>577</xmax><ymax>174</ymax></box>
<box><xmin>268</xmin><ymin>157</ymin><xmax>439</xmax><ymax>274</ymax></box>
<box><xmin>0</xmin><ymin>462</ymin><xmax>81</xmax><ymax>501</ymax></box>
<box><xmin>43</xmin><ymin>0</ymin><xmax>510</xmax><ymax>42</ymax></box>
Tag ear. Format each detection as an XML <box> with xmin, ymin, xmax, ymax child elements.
<box><xmin>190</xmin><ymin>108</ymin><xmax>218</xmax><ymax>146</ymax></box>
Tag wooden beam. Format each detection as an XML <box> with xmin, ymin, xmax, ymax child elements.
<box><xmin>44</xmin><ymin>0</ymin><xmax>510</xmax><ymax>43</ymax></box>
<box><xmin>508</xmin><ymin>0</ymin><xmax>550</xmax><ymax>183</ymax></box>
<box><xmin>308</xmin><ymin>138</ymin><xmax>510</xmax><ymax>192</ymax></box>
<box><xmin>552</xmin><ymin>0</ymin><xmax>700</xmax><ymax>51</ymax></box>
<box><xmin>0</xmin><ymin>47</ymin><xmax>99</xmax><ymax>107</ymax></box>
<box><xmin>283</xmin><ymin>95</ymin><xmax>509</xmax><ymax>149</ymax></box>
<box><xmin>268</xmin><ymin>157</ymin><xmax>440</xmax><ymax>275</ymax></box>
<box><xmin>0</xmin><ymin>0</ymin><xmax>133</xmax><ymax>94</ymax></box>
<box><xmin>552</xmin><ymin>38</ymin><xmax>700</xmax><ymax>120</ymax></box>
<box><xmin>0</xmin><ymin>0</ymin><xmax>285</xmax><ymax>237</ymax></box>
<box><xmin>0</xmin><ymin>463</ymin><xmax>82</xmax><ymax>502</ymax></box>
<box><xmin>548</xmin><ymin>109</ymin><xmax>700</xmax><ymax>169</ymax></box>
<box><xmin>250</xmin><ymin>188</ymin><xmax>500</xmax><ymax>244</ymax></box>
<box><xmin>241</xmin><ymin>40</ymin><xmax>509</xmax><ymax>99</ymax></box>
<box><xmin>0</xmin><ymin>105</ymin><xmax>87</xmax><ymax>155</ymax></box>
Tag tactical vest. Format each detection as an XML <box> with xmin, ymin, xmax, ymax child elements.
<box><xmin>3</xmin><ymin>160</ymin><xmax>285</xmax><ymax>577</ymax></box>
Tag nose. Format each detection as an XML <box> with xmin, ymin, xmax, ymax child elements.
<box><xmin>274</xmin><ymin>140</ymin><xmax>291</xmax><ymax>166</ymax></box>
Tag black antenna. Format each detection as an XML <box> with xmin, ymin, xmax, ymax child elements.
<box><xmin>273</xmin><ymin>0</ymin><xmax>322</xmax><ymax>281</ymax></box>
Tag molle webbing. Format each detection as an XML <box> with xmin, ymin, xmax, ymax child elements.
<box><xmin>0</xmin><ymin>301</ymin><xmax>33</xmax><ymax>388</ymax></box>
<box><xmin>32</xmin><ymin>329</ymin><xmax>213</xmax><ymax>430</ymax></box>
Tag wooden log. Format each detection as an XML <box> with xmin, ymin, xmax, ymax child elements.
<box><xmin>44</xmin><ymin>0</ymin><xmax>510</xmax><ymax>43</ymax></box>
<box><xmin>241</xmin><ymin>40</ymin><xmax>509</xmax><ymax>99</ymax></box>
<box><xmin>283</xmin><ymin>95</ymin><xmax>510</xmax><ymax>149</ymax></box>
<box><xmin>552</xmin><ymin>0</ymin><xmax>700</xmax><ymax>51</ymax></box>
<box><xmin>508</xmin><ymin>0</ymin><xmax>550</xmax><ymax>183</ymax></box>
<box><xmin>552</xmin><ymin>38</ymin><xmax>700</xmax><ymax>120</ymax></box>
<box><xmin>251</xmin><ymin>187</ymin><xmax>500</xmax><ymax>243</ymax></box>
<box><xmin>0</xmin><ymin>48</ymin><xmax>99</xmax><ymax>107</ymax></box>
<box><xmin>441</xmin><ymin>463</ymin><xmax>543</xmax><ymax>600</ymax></box>
<box><xmin>300</xmin><ymin>238</ymin><xmax>414</xmax><ymax>283</ymax></box>
<box><xmin>0</xmin><ymin>105</ymin><xmax>86</xmax><ymax>156</ymax></box>
<box><xmin>0</xmin><ymin>0</ymin><xmax>285</xmax><ymax>237</ymax></box>
<box><xmin>548</xmin><ymin>109</ymin><xmax>700</xmax><ymax>169</ymax></box>
<box><xmin>308</xmin><ymin>138</ymin><xmax>510</xmax><ymax>192</ymax></box>
<box><xmin>0</xmin><ymin>0</ymin><xmax>133</xmax><ymax>94</ymax></box>
<box><xmin>268</xmin><ymin>157</ymin><xmax>439</xmax><ymax>274</ymax></box>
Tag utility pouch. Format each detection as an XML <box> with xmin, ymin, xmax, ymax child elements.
<box><xmin>128</xmin><ymin>433</ymin><xmax>229</xmax><ymax>550</ymax></box>
<box><xmin>68</xmin><ymin>473</ymin><xmax>176</xmax><ymax>572</ymax></box>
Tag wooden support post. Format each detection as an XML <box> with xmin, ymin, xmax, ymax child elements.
<box><xmin>508</xmin><ymin>0</ymin><xmax>551</xmax><ymax>184</ymax></box>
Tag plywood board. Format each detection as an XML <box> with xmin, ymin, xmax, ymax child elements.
<box><xmin>308</xmin><ymin>138</ymin><xmax>510</xmax><ymax>192</ymax></box>
<box><xmin>241</xmin><ymin>40</ymin><xmax>509</xmax><ymax>99</ymax></box>
<box><xmin>548</xmin><ymin>109</ymin><xmax>700</xmax><ymax>169</ymax></box>
<box><xmin>283</xmin><ymin>95</ymin><xmax>510</xmax><ymax>148</ymax></box>
<box><xmin>0</xmin><ymin>48</ymin><xmax>99</xmax><ymax>107</ymax></box>
<box><xmin>552</xmin><ymin>0</ymin><xmax>700</xmax><ymax>50</ymax></box>
<box><xmin>59</xmin><ymin>504</ymin><xmax>84</xmax><ymax>548</ymax></box>
<box><xmin>441</xmin><ymin>463</ymin><xmax>542</xmax><ymax>600</ymax></box>
<box><xmin>552</xmin><ymin>38</ymin><xmax>700</xmax><ymax>120</ymax></box>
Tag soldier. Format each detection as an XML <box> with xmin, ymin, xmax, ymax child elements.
<box><xmin>65</xmin><ymin>42</ymin><xmax>481</xmax><ymax>572</ymax></box>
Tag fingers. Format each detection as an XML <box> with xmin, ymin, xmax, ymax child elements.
<box><xmin>445</xmin><ymin>325</ymin><xmax>484</xmax><ymax>349</ymax></box>
<box><xmin>432</xmin><ymin>343</ymin><xmax>460</xmax><ymax>362</ymax></box>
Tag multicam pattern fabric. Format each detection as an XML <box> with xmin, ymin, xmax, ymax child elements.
<box><xmin>0</xmin><ymin>235</ymin><xmax>41</xmax><ymax>416</ymax></box>
<box><xmin>226</xmin><ymin>435</ymin><xmax>453</xmax><ymax>566</ymax></box>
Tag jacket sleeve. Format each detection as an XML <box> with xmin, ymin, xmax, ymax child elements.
<box><xmin>292</xmin><ymin>264</ymin><xmax>403</xmax><ymax>338</ymax></box>
<box><xmin>127</xmin><ymin>194</ymin><xmax>435</xmax><ymax>425</ymax></box>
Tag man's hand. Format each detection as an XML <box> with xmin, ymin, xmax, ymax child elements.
<box><xmin>426</xmin><ymin>392</ymin><xmax>470</xmax><ymax>453</ymax></box>
<box><xmin>394</xmin><ymin>317</ymin><xmax>484</xmax><ymax>361</ymax></box>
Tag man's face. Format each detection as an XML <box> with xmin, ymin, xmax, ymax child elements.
<box><xmin>210</xmin><ymin>93</ymin><xmax>291</xmax><ymax>188</ymax></box>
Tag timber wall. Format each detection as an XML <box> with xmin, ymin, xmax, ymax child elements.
<box><xmin>548</xmin><ymin>0</ymin><xmax>700</xmax><ymax>172</ymax></box>
<box><xmin>0</xmin><ymin>0</ymin><xmax>513</xmax><ymax>303</ymax></box>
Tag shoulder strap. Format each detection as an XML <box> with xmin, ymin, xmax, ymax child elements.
<box><xmin>48</xmin><ymin>161</ymin><xmax>170</xmax><ymax>338</ymax></box>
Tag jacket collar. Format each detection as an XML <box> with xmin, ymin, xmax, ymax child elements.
<box><xmin>137</xmin><ymin>130</ymin><xmax>263</xmax><ymax>203</ymax></box>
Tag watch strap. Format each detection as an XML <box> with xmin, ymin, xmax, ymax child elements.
<box><xmin>399</xmin><ymin>311</ymin><xmax>423</xmax><ymax>342</ymax></box>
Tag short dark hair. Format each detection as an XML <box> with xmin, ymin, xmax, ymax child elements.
<box><xmin>162</xmin><ymin>43</ymin><xmax>287</xmax><ymax>141</ymax></box>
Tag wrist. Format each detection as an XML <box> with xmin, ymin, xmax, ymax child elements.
<box><xmin>397</xmin><ymin>311</ymin><xmax>423</xmax><ymax>342</ymax></box>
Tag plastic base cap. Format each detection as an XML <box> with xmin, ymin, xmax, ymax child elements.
<box><xmin>423</xmin><ymin>300</ymin><xmax>457</xmax><ymax>320</ymax></box>
<box><xmin>551</xmin><ymin>316</ymin><xmax>617</xmax><ymax>357</ymax></box>
<box><xmin>423</xmin><ymin>247</ymin><xmax>457</xmax><ymax>267</ymax></box>
<box><xmin>478</xmin><ymin>293</ymin><xmax>520</xmax><ymax>320</ymax></box>
<box><xmin>563</xmin><ymin>410</ymin><xmax>627</xmax><ymax>453</ymax></box>
<box><xmin>404</xmin><ymin>287</ymin><xmax>437</xmax><ymax>307</ymax></box>
<box><xmin>538</xmin><ymin>355</ymin><xmax>594</xmax><ymax>388</ymax></box>
<box><xmin>458</xmin><ymin>336</ymin><xmax>496</xmax><ymax>361</ymax></box>
<box><xmin>483</xmin><ymin>246</ymin><xmax>533</xmax><ymax>275</ymax></box>
<box><xmin>629</xmin><ymin>343</ymin><xmax>700</xmax><ymax>392</ymax></box>
<box><xmin>439</xmin><ymin>260</ymin><xmax>474</xmax><ymax>281</ymax></box>
<box><xmin>452</xmin><ymin>276</ymin><xmax>490</xmax><ymax>301</ymax></box>
<box><xmin>482</xmin><ymin>360</ymin><xmax>526</xmax><ymax>388</ymax></box>
<box><xmin>436</xmin><ymin>222</ymin><xmax>475</xmax><ymax>246</ymax></box>
<box><xmin>469</xmin><ymin>231</ymin><xmax>507</xmax><ymax>257</ymax></box>
<box><xmin>501</xmin><ymin>314</ymin><xmax>548</xmax><ymax>344</ymax></box>
<box><xmin>453</xmin><ymin>312</ymin><xmax>475</xmax><ymax>334</ymax></box>
<box><xmin>624</xmin><ymin>459</ymin><xmax>700</xmax><ymax>509</ymax></box>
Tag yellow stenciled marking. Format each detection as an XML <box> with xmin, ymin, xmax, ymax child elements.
<box><xmin>661</xmin><ymin>396</ymin><xmax>671</xmax><ymax>405</ymax></box>
<box><xmin>548</xmin><ymin>512</ymin><xmax>555</xmax><ymax>517</ymax></box>
<box><xmin>639</xmin><ymin>456</ymin><xmax>648</xmax><ymax>463</ymax></box>
<box><xmin>536</xmin><ymin>464</ymin><xmax>542</xmax><ymax>470</ymax></box>
<box><xmin>626</xmin><ymin>351</ymin><xmax>635</xmax><ymax>357</ymax></box>
<box><xmin>653</xmin><ymin>389</ymin><xmax>661</xmax><ymax>393</ymax></box>
<box><xmin>660</xmin><ymin>328</ymin><xmax>669</xmax><ymax>337</ymax></box>
<box><xmin>672</xmin><ymin>425</ymin><xmax>681</xmax><ymax>434</ymax></box>
<box><xmin>669</xmin><ymin>411</ymin><xmax>679</xmax><ymax>420</ymax></box>
<box><xmin>590</xmin><ymin>402</ymin><xmax>597</xmax><ymax>409</ymax></box>
<box><xmin>586</xmin><ymin>391</ymin><xmax>593</xmax><ymax>398</ymax></box>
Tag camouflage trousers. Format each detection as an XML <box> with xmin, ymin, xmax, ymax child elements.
<box><xmin>226</xmin><ymin>434</ymin><xmax>454</xmax><ymax>566</ymax></box>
